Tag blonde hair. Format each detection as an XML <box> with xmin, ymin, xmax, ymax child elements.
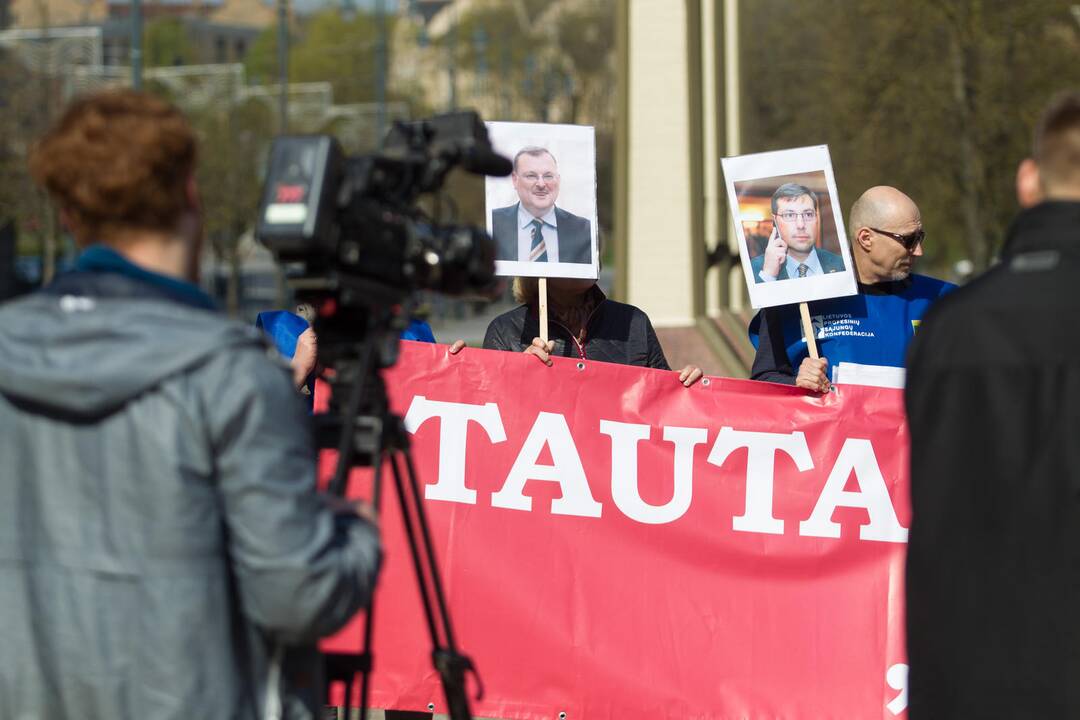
<box><xmin>512</xmin><ymin>276</ymin><xmax>538</xmax><ymax>304</ymax></box>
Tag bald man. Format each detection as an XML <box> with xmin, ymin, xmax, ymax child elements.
<box><xmin>748</xmin><ymin>185</ymin><xmax>954</xmax><ymax>391</ymax></box>
<box><xmin>905</xmin><ymin>92</ymin><xmax>1080</xmax><ymax>719</ymax></box>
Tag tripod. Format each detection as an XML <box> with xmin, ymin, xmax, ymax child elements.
<box><xmin>317</xmin><ymin>332</ymin><xmax>482</xmax><ymax>720</ymax></box>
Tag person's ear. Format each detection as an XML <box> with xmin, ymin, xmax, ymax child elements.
<box><xmin>855</xmin><ymin>227</ymin><xmax>873</xmax><ymax>252</ymax></box>
<box><xmin>1016</xmin><ymin>158</ymin><xmax>1043</xmax><ymax>208</ymax></box>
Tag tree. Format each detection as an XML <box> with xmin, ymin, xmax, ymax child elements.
<box><xmin>145</xmin><ymin>18</ymin><xmax>197</xmax><ymax>67</ymax></box>
<box><xmin>245</xmin><ymin>10</ymin><xmax>399</xmax><ymax>105</ymax></box>
<box><xmin>742</xmin><ymin>0</ymin><xmax>1080</xmax><ymax>276</ymax></box>
<box><xmin>437</xmin><ymin>0</ymin><xmax>616</xmax><ymax>230</ymax></box>
<box><xmin>0</xmin><ymin>46</ymin><xmax>63</xmax><ymax>282</ymax></box>
<box><xmin>189</xmin><ymin>94</ymin><xmax>276</xmax><ymax>315</ymax></box>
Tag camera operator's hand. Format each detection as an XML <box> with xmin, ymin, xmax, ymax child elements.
<box><xmin>447</xmin><ymin>339</ymin><xmax>466</xmax><ymax>355</ymax></box>
<box><xmin>291</xmin><ymin>328</ymin><xmax>317</xmax><ymax>388</ymax></box>
<box><xmin>524</xmin><ymin>337</ymin><xmax>556</xmax><ymax>366</ymax></box>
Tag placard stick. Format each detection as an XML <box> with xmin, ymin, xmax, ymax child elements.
<box><xmin>538</xmin><ymin>277</ymin><xmax>549</xmax><ymax>345</ymax></box>
<box><xmin>799</xmin><ymin>302</ymin><xmax>819</xmax><ymax>359</ymax></box>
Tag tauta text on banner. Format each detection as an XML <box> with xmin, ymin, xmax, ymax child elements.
<box><xmin>319</xmin><ymin>341</ymin><xmax>911</xmax><ymax>719</ymax></box>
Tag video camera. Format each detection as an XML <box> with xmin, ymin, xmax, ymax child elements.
<box><xmin>254</xmin><ymin>113</ymin><xmax>504</xmax><ymax>719</ymax></box>
<box><xmin>255</xmin><ymin>111</ymin><xmax>507</xmax><ymax>350</ymax></box>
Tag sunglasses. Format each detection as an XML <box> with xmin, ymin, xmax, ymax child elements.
<box><xmin>870</xmin><ymin>227</ymin><xmax>925</xmax><ymax>251</ymax></box>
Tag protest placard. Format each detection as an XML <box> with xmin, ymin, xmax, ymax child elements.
<box><xmin>485</xmin><ymin>122</ymin><xmax>599</xmax><ymax>280</ymax></box>
<box><xmin>723</xmin><ymin>146</ymin><xmax>858</xmax><ymax>358</ymax></box>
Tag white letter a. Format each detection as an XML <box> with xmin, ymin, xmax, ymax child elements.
<box><xmin>492</xmin><ymin>412</ymin><xmax>602</xmax><ymax>518</ymax></box>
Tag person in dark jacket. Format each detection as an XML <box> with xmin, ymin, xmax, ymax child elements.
<box><xmin>0</xmin><ymin>90</ymin><xmax>381</xmax><ymax>720</ymax></box>
<box><xmin>450</xmin><ymin>276</ymin><xmax>703</xmax><ymax>386</ymax></box>
<box><xmin>905</xmin><ymin>91</ymin><xmax>1080</xmax><ymax>719</ymax></box>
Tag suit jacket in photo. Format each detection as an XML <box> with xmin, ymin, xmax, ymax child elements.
<box><xmin>491</xmin><ymin>202</ymin><xmax>592</xmax><ymax>264</ymax></box>
<box><xmin>749</xmin><ymin>246</ymin><xmax>845</xmax><ymax>282</ymax></box>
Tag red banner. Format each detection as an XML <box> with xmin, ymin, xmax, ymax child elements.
<box><xmin>320</xmin><ymin>341</ymin><xmax>911</xmax><ymax>719</ymax></box>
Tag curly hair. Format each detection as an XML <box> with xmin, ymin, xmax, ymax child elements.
<box><xmin>28</xmin><ymin>90</ymin><xmax>197</xmax><ymax>244</ymax></box>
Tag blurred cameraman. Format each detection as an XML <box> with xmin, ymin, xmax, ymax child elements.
<box><xmin>0</xmin><ymin>90</ymin><xmax>380</xmax><ymax>719</ymax></box>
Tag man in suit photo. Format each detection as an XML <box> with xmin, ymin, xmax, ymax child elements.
<box><xmin>491</xmin><ymin>146</ymin><xmax>593</xmax><ymax>265</ymax></box>
<box><xmin>750</xmin><ymin>182</ymin><xmax>845</xmax><ymax>282</ymax></box>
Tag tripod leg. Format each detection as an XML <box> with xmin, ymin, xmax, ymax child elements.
<box><xmin>389</xmin><ymin>451</ymin><xmax>476</xmax><ymax>720</ymax></box>
<box><xmin>354</xmin><ymin>452</ymin><xmax>386</xmax><ymax>719</ymax></box>
<box><xmin>328</xmin><ymin>344</ymin><xmax>375</xmax><ymax>497</ymax></box>
<box><xmin>400</xmin><ymin>452</ymin><xmax>460</xmax><ymax>652</ymax></box>
<box><xmin>389</xmin><ymin>452</ymin><xmax>442</xmax><ymax>645</ymax></box>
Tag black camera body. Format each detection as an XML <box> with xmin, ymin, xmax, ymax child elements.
<box><xmin>254</xmin><ymin>119</ymin><xmax>492</xmax><ymax>720</ymax></box>
<box><xmin>256</xmin><ymin>111</ymin><xmax>507</xmax><ymax>306</ymax></box>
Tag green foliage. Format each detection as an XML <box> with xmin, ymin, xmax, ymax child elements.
<box><xmin>245</xmin><ymin>10</ymin><xmax>402</xmax><ymax>104</ymax></box>
<box><xmin>243</xmin><ymin>25</ymin><xmax>280</xmax><ymax>86</ymax></box>
<box><xmin>144</xmin><ymin>18</ymin><xmax>196</xmax><ymax>67</ymax></box>
<box><xmin>0</xmin><ymin>48</ymin><xmax>57</xmax><ymax>251</ymax></box>
<box><xmin>742</xmin><ymin>0</ymin><xmax>1080</xmax><ymax>275</ymax></box>
<box><xmin>291</xmin><ymin>10</ymin><xmax>382</xmax><ymax>103</ymax></box>
<box><xmin>451</xmin><ymin>4</ymin><xmax>534</xmax><ymax>72</ymax></box>
<box><xmin>189</xmin><ymin>96</ymin><xmax>275</xmax><ymax>252</ymax></box>
<box><xmin>439</xmin><ymin>0</ymin><xmax>616</xmax><ymax>228</ymax></box>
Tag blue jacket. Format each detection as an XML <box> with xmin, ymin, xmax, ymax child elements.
<box><xmin>748</xmin><ymin>273</ymin><xmax>955</xmax><ymax>383</ymax></box>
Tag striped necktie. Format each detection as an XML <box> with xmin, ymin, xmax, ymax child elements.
<box><xmin>797</xmin><ymin>263</ymin><xmax>809</xmax><ymax>278</ymax></box>
<box><xmin>529</xmin><ymin>219</ymin><xmax>547</xmax><ymax>262</ymax></box>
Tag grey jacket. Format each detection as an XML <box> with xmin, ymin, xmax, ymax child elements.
<box><xmin>0</xmin><ymin>271</ymin><xmax>380</xmax><ymax>719</ymax></box>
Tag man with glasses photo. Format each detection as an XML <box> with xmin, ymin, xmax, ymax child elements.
<box><xmin>492</xmin><ymin>146</ymin><xmax>592</xmax><ymax>264</ymax></box>
<box><xmin>751</xmin><ymin>182</ymin><xmax>846</xmax><ymax>282</ymax></box>
<box><xmin>749</xmin><ymin>185</ymin><xmax>954</xmax><ymax>392</ymax></box>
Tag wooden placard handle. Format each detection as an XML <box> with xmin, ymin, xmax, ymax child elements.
<box><xmin>799</xmin><ymin>301</ymin><xmax>819</xmax><ymax>360</ymax></box>
<box><xmin>538</xmin><ymin>277</ymin><xmax>549</xmax><ymax>345</ymax></box>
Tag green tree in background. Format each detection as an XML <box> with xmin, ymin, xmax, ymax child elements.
<box><xmin>0</xmin><ymin>47</ymin><xmax>62</xmax><ymax>278</ymax></box>
<box><xmin>145</xmin><ymin>18</ymin><xmax>197</xmax><ymax>67</ymax></box>
<box><xmin>245</xmin><ymin>10</ymin><xmax>397</xmax><ymax>105</ymax></box>
<box><xmin>742</xmin><ymin>0</ymin><xmax>1080</xmax><ymax>276</ymax></box>
<box><xmin>443</xmin><ymin>0</ymin><xmax>616</xmax><ymax>233</ymax></box>
<box><xmin>191</xmin><ymin>96</ymin><xmax>276</xmax><ymax>315</ymax></box>
<box><xmin>243</xmin><ymin>24</ymin><xmax>280</xmax><ymax>86</ymax></box>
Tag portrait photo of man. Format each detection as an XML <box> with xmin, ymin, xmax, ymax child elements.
<box><xmin>750</xmin><ymin>182</ymin><xmax>846</xmax><ymax>283</ymax></box>
<box><xmin>491</xmin><ymin>146</ymin><xmax>592</xmax><ymax>265</ymax></box>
